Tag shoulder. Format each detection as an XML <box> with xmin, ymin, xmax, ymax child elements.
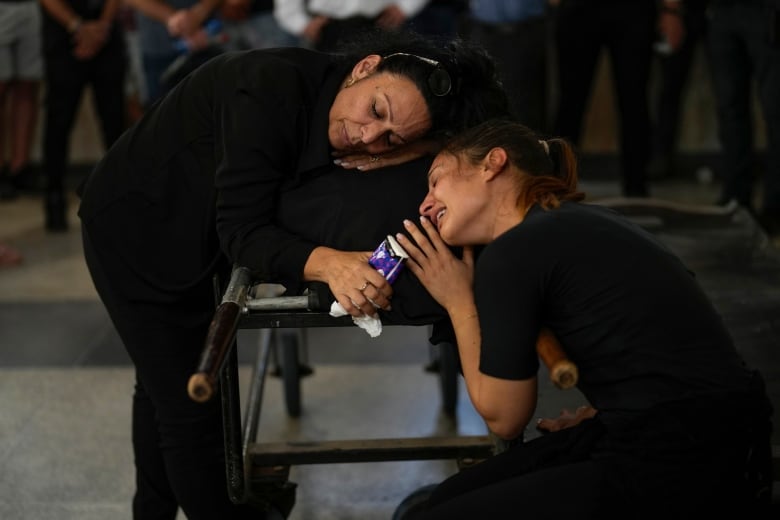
<box><xmin>209</xmin><ymin>48</ymin><xmax>342</xmax><ymax>100</ymax></box>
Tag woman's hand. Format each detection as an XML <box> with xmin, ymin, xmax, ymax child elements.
<box><xmin>72</xmin><ymin>21</ymin><xmax>109</xmax><ymax>60</ymax></box>
<box><xmin>396</xmin><ymin>217</ymin><xmax>475</xmax><ymax>314</ymax></box>
<box><xmin>304</xmin><ymin>247</ymin><xmax>393</xmax><ymax>319</ymax></box>
<box><xmin>333</xmin><ymin>139</ymin><xmax>440</xmax><ymax>172</ymax></box>
<box><xmin>536</xmin><ymin>405</ymin><xmax>597</xmax><ymax>433</ymax></box>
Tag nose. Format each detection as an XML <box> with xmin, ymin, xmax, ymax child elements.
<box><xmin>360</xmin><ymin>122</ymin><xmax>387</xmax><ymax>147</ymax></box>
<box><xmin>419</xmin><ymin>193</ymin><xmax>436</xmax><ymax>218</ymax></box>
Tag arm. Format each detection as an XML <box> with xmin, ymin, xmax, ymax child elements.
<box><xmin>303</xmin><ymin>246</ymin><xmax>393</xmax><ymax>319</ymax></box>
<box><xmin>39</xmin><ymin>0</ymin><xmax>120</xmax><ymax>59</ymax></box>
<box><xmin>397</xmin><ymin>217</ymin><xmax>537</xmax><ymax>440</ymax></box>
<box><xmin>125</xmin><ymin>0</ymin><xmax>219</xmax><ymax>36</ymax></box>
<box><xmin>213</xmin><ymin>60</ymin><xmax>392</xmax><ymax>319</ymax></box>
<box><xmin>376</xmin><ymin>0</ymin><xmax>428</xmax><ymax>29</ymax></box>
<box><xmin>657</xmin><ymin>0</ymin><xmax>685</xmax><ymax>52</ymax></box>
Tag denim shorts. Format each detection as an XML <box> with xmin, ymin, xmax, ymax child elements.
<box><xmin>0</xmin><ymin>1</ymin><xmax>43</xmax><ymax>81</ymax></box>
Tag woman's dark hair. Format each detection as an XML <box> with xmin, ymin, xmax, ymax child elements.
<box><xmin>336</xmin><ymin>28</ymin><xmax>510</xmax><ymax>138</ymax></box>
<box><xmin>443</xmin><ymin>119</ymin><xmax>585</xmax><ymax>210</ymax></box>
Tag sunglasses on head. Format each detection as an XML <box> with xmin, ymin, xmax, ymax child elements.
<box><xmin>382</xmin><ymin>52</ymin><xmax>454</xmax><ymax>97</ymax></box>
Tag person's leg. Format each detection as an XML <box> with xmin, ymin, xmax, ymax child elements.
<box><xmin>82</xmin><ymin>225</ymin><xmax>262</xmax><ymax>519</ymax></box>
<box><xmin>748</xmin><ymin>6</ymin><xmax>780</xmax><ymax>229</ymax></box>
<box><xmin>707</xmin><ymin>5</ymin><xmax>755</xmax><ymax>210</ymax></box>
<box><xmin>409</xmin><ymin>459</ymin><xmax>607</xmax><ymax>519</ymax></box>
<box><xmin>8</xmin><ymin>1</ymin><xmax>42</xmax><ymax>182</ymax></box>
<box><xmin>650</xmin><ymin>1</ymin><xmax>708</xmax><ymax>178</ymax></box>
<box><xmin>8</xmin><ymin>80</ymin><xmax>40</xmax><ymax>175</ymax></box>
<box><xmin>90</xmin><ymin>38</ymin><xmax>128</xmax><ymax>150</ymax></box>
<box><xmin>141</xmin><ymin>52</ymin><xmax>178</xmax><ymax>109</ymax></box>
<box><xmin>552</xmin><ymin>1</ymin><xmax>603</xmax><ymax>147</ymax></box>
<box><xmin>42</xmin><ymin>53</ymin><xmax>84</xmax><ymax>231</ymax></box>
<box><xmin>605</xmin><ymin>2</ymin><xmax>655</xmax><ymax>197</ymax></box>
<box><xmin>0</xmin><ymin>80</ymin><xmax>10</xmax><ymax>199</ymax></box>
<box><xmin>470</xmin><ymin>17</ymin><xmax>548</xmax><ymax>133</ymax></box>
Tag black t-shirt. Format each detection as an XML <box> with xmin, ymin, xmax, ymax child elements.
<box><xmin>475</xmin><ymin>202</ymin><xmax>753</xmax><ymax>413</ymax></box>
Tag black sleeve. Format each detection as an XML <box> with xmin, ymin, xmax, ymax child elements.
<box><xmin>213</xmin><ymin>62</ymin><xmax>319</xmax><ymax>286</ymax></box>
<box><xmin>475</xmin><ymin>237</ymin><xmax>541</xmax><ymax>380</ymax></box>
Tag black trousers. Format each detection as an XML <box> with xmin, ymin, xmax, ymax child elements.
<box><xmin>43</xmin><ymin>36</ymin><xmax>126</xmax><ymax>193</ymax></box>
<box><xmin>82</xmin><ymin>226</ymin><xmax>260</xmax><ymax>520</ymax></box>
<box><xmin>553</xmin><ymin>0</ymin><xmax>656</xmax><ymax>197</ymax></box>
<box><xmin>468</xmin><ymin>16</ymin><xmax>549</xmax><ymax>133</ymax></box>
<box><xmin>408</xmin><ymin>379</ymin><xmax>774</xmax><ymax>520</ymax></box>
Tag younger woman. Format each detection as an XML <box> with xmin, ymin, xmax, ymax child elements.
<box><xmin>397</xmin><ymin>119</ymin><xmax>773</xmax><ymax>518</ymax></box>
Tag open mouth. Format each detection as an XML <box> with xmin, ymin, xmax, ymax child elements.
<box><xmin>434</xmin><ymin>208</ymin><xmax>446</xmax><ymax>229</ymax></box>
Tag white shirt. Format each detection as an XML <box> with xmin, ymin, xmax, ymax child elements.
<box><xmin>274</xmin><ymin>0</ymin><xmax>430</xmax><ymax>36</ymax></box>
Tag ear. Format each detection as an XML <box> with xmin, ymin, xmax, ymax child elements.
<box><xmin>482</xmin><ymin>147</ymin><xmax>508</xmax><ymax>181</ymax></box>
<box><xmin>351</xmin><ymin>55</ymin><xmax>382</xmax><ymax>80</ymax></box>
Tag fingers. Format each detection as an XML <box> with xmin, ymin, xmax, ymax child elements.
<box><xmin>338</xmin><ymin>280</ymin><xmax>391</xmax><ymax>319</ymax></box>
<box><xmin>337</xmin><ymin>268</ymin><xmax>393</xmax><ymax>319</ymax></box>
<box><xmin>333</xmin><ymin>154</ymin><xmax>383</xmax><ymax>171</ymax></box>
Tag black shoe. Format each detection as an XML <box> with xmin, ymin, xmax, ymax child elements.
<box><xmin>44</xmin><ymin>191</ymin><xmax>68</xmax><ymax>232</ymax></box>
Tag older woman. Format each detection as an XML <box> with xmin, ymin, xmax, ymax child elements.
<box><xmin>397</xmin><ymin>119</ymin><xmax>773</xmax><ymax>519</ymax></box>
<box><xmin>78</xmin><ymin>30</ymin><xmax>508</xmax><ymax>519</ymax></box>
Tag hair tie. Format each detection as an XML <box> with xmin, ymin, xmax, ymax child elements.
<box><xmin>539</xmin><ymin>139</ymin><xmax>549</xmax><ymax>155</ymax></box>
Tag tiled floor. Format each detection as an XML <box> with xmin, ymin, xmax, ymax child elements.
<box><xmin>1</xmin><ymin>172</ymin><xmax>778</xmax><ymax>519</ymax></box>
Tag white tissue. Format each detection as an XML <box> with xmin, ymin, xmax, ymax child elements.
<box><xmin>329</xmin><ymin>301</ymin><xmax>383</xmax><ymax>338</ymax></box>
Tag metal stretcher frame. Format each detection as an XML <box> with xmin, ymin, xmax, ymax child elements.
<box><xmin>187</xmin><ymin>266</ymin><xmax>499</xmax><ymax>515</ymax></box>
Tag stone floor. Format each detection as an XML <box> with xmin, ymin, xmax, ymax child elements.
<box><xmin>0</xmin><ymin>172</ymin><xmax>778</xmax><ymax>519</ymax></box>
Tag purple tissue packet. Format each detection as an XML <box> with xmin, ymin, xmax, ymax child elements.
<box><xmin>368</xmin><ymin>235</ymin><xmax>409</xmax><ymax>285</ymax></box>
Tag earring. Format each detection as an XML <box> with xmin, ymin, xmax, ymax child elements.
<box><xmin>345</xmin><ymin>77</ymin><xmax>355</xmax><ymax>87</ymax></box>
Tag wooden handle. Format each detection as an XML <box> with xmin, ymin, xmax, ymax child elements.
<box><xmin>188</xmin><ymin>302</ymin><xmax>243</xmax><ymax>402</ymax></box>
<box><xmin>536</xmin><ymin>328</ymin><xmax>578</xmax><ymax>390</ymax></box>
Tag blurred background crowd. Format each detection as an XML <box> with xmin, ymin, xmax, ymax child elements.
<box><xmin>0</xmin><ymin>0</ymin><xmax>778</xmax><ymax>266</ymax></box>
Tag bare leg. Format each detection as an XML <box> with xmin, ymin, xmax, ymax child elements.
<box><xmin>0</xmin><ymin>80</ymin><xmax>8</xmax><ymax>168</ymax></box>
<box><xmin>8</xmin><ymin>79</ymin><xmax>40</xmax><ymax>174</ymax></box>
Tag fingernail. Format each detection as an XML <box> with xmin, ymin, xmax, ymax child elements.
<box><xmin>403</xmin><ymin>219</ymin><xmax>412</xmax><ymax>227</ymax></box>
<box><xmin>420</xmin><ymin>215</ymin><xmax>428</xmax><ymax>223</ymax></box>
<box><xmin>333</xmin><ymin>159</ymin><xmax>342</xmax><ymax>165</ymax></box>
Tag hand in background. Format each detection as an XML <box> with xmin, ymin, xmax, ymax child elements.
<box><xmin>536</xmin><ymin>405</ymin><xmax>597</xmax><ymax>433</ymax></box>
<box><xmin>72</xmin><ymin>21</ymin><xmax>109</xmax><ymax>60</ymax></box>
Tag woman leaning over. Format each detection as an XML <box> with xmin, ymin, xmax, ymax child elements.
<box><xmin>78</xmin><ymin>30</ymin><xmax>508</xmax><ymax>519</ymax></box>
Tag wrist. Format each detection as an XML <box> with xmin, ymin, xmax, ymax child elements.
<box><xmin>67</xmin><ymin>17</ymin><xmax>83</xmax><ymax>34</ymax></box>
<box><xmin>660</xmin><ymin>0</ymin><xmax>683</xmax><ymax>15</ymax></box>
<box><xmin>448</xmin><ymin>306</ymin><xmax>479</xmax><ymax>323</ymax></box>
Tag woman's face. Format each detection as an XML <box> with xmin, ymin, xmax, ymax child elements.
<box><xmin>419</xmin><ymin>152</ymin><xmax>490</xmax><ymax>245</ymax></box>
<box><xmin>329</xmin><ymin>57</ymin><xmax>432</xmax><ymax>155</ymax></box>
